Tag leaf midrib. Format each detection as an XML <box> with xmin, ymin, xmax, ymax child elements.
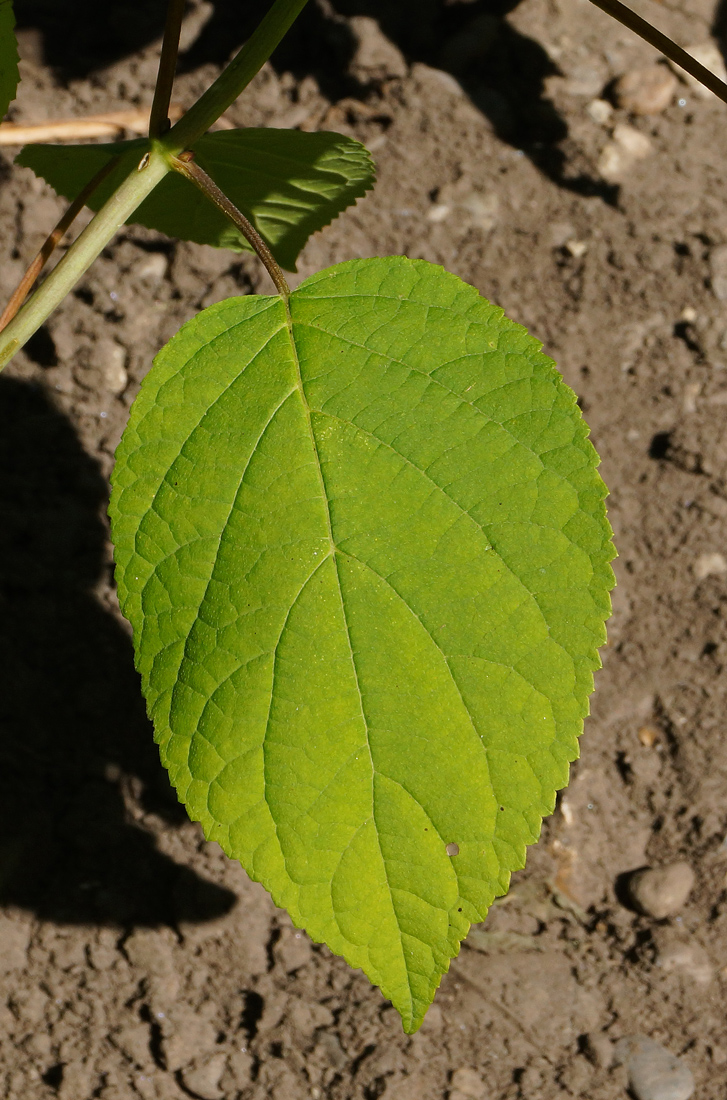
<box><xmin>283</xmin><ymin>298</ymin><xmax>417</xmax><ymax>1017</ymax></box>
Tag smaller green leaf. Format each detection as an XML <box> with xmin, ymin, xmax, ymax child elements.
<box><xmin>17</xmin><ymin>129</ymin><xmax>376</xmax><ymax>270</ymax></box>
<box><xmin>0</xmin><ymin>0</ymin><xmax>19</xmax><ymax>121</ymax></box>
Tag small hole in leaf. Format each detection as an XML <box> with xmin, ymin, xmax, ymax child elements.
<box><xmin>446</xmin><ymin>842</ymin><xmax>459</xmax><ymax>857</ymax></box>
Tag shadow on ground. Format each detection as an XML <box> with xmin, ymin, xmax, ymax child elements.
<box><xmin>0</xmin><ymin>376</ymin><xmax>235</xmax><ymax>928</ymax></box>
<box><xmin>14</xmin><ymin>0</ymin><xmax>613</xmax><ymax>201</ymax></box>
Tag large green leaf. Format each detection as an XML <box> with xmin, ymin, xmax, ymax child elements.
<box><xmin>0</xmin><ymin>0</ymin><xmax>19</xmax><ymax>121</ymax></box>
<box><xmin>16</xmin><ymin>129</ymin><xmax>375</xmax><ymax>271</ymax></box>
<box><xmin>110</xmin><ymin>257</ymin><xmax>614</xmax><ymax>1031</ymax></box>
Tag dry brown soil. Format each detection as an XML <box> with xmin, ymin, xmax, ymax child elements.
<box><xmin>2</xmin><ymin>1</ymin><xmax>727</xmax><ymax>1097</ymax></box>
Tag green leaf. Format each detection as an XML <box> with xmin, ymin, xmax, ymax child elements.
<box><xmin>0</xmin><ymin>0</ymin><xmax>19</xmax><ymax>121</ymax></box>
<box><xmin>110</xmin><ymin>257</ymin><xmax>614</xmax><ymax>1032</ymax></box>
<box><xmin>16</xmin><ymin>129</ymin><xmax>375</xmax><ymax>270</ymax></box>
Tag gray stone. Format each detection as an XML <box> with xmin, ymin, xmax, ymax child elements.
<box><xmin>627</xmin><ymin>862</ymin><xmax>695</xmax><ymax>919</ymax></box>
<box><xmin>615</xmin><ymin>1036</ymin><xmax>694</xmax><ymax>1100</ymax></box>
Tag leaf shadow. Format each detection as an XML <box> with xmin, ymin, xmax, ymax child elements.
<box><xmin>182</xmin><ymin>0</ymin><xmax>617</xmax><ymax>203</ymax></box>
<box><xmin>0</xmin><ymin>375</ymin><xmax>235</xmax><ymax>928</ymax></box>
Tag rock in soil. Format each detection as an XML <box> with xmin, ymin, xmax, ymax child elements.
<box><xmin>583</xmin><ymin>1032</ymin><xmax>614</xmax><ymax>1069</ymax></box>
<box><xmin>614</xmin><ymin>1036</ymin><xmax>695</xmax><ymax>1100</ymax></box>
<box><xmin>598</xmin><ymin>123</ymin><xmax>653</xmax><ymax>181</ymax></box>
<box><xmin>348</xmin><ymin>16</ymin><xmax>408</xmax><ymax>83</ymax></box>
<box><xmin>710</xmin><ymin>244</ymin><xmax>727</xmax><ymax>300</ymax></box>
<box><xmin>449</xmin><ymin>1066</ymin><xmax>487</xmax><ymax>1099</ymax></box>
<box><xmin>179</xmin><ymin>1054</ymin><xmax>227</xmax><ymax>1100</ymax></box>
<box><xmin>613</xmin><ymin>65</ymin><xmax>677</xmax><ymax>115</ymax></box>
<box><xmin>653</xmin><ymin>931</ymin><xmax>713</xmax><ymax>985</ymax></box>
<box><xmin>627</xmin><ymin>862</ymin><xmax>695</xmax><ymax>919</ymax></box>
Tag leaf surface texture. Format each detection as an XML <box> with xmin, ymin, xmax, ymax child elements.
<box><xmin>16</xmin><ymin>129</ymin><xmax>375</xmax><ymax>270</ymax></box>
<box><xmin>110</xmin><ymin>257</ymin><xmax>614</xmax><ymax>1030</ymax></box>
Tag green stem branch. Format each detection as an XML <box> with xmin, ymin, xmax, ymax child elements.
<box><xmin>149</xmin><ymin>0</ymin><xmax>187</xmax><ymax>139</ymax></box>
<box><xmin>0</xmin><ymin>154</ymin><xmax>120</xmax><ymax>334</ymax></box>
<box><xmin>172</xmin><ymin>152</ymin><xmax>290</xmax><ymax>298</ymax></box>
<box><xmin>0</xmin><ymin>150</ymin><xmax>168</xmax><ymax>368</ymax></box>
<box><xmin>0</xmin><ymin>0</ymin><xmax>311</xmax><ymax>369</ymax></box>
<box><xmin>164</xmin><ymin>0</ymin><xmax>310</xmax><ymax>153</ymax></box>
<box><xmin>587</xmin><ymin>0</ymin><xmax>727</xmax><ymax>105</ymax></box>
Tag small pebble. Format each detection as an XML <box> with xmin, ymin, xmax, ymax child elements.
<box><xmin>638</xmin><ymin>724</ymin><xmax>660</xmax><ymax>748</ymax></box>
<box><xmin>348</xmin><ymin>16</ymin><xmax>408</xmax><ymax>82</ymax></box>
<box><xmin>627</xmin><ymin>862</ymin><xmax>695</xmax><ymax>919</ymax></box>
<box><xmin>427</xmin><ymin>203</ymin><xmax>451</xmax><ymax>223</ymax></box>
<box><xmin>683</xmin><ymin>381</ymin><xmax>701</xmax><ymax>414</ymax></box>
<box><xmin>614</xmin><ymin>1036</ymin><xmax>694</xmax><ymax>1100</ymax></box>
<box><xmin>100</xmin><ymin>340</ymin><xmax>128</xmax><ymax>396</ymax></box>
<box><xmin>449</xmin><ymin>1066</ymin><xmax>487</xmax><ymax>1099</ymax></box>
<box><xmin>598</xmin><ymin>123</ymin><xmax>653</xmax><ymax>182</ymax></box>
<box><xmin>613</xmin><ymin>64</ymin><xmax>678</xmax><ymax>114</ymax></box>
<box><xmin>587</xmin><ymin>97</ymin><xmax>613</xmax><ymax>124</ymax></box>
<box><xmin>179</xmin><ymin>1054</ymin><xmax>227</xmax><ymax>1100</ymax></box>
<box><xmin>694</xmin><ymin>552</ymin><xmax>727</xmax><ymax>580</ymax></box>
<box><xmin>565</xmin><ymin>239</ymin><xmax>588</xmax><ymax>258</ymax></box>
<box><xmin>135</xmin><ymin>252</ymin><xmax>168</xmax><ymax>283</ymax></box>
<box><xmin>583</xmin><ymin>1032</ymin><xmax>614</xmax><ymax>1070</ymax></box>
<box><xmin>654</xmin><ymin>931</ymin><xmax>713</xmax><ymax>985</ymax></box>
<box><xmin>562</xmin><ymin>60</ymin><xmax>609</xmax><ymax>97</ymax></box>
<box><xmin>709</xmin><ymin>244</ymin><xmax>727</xmax><ymax>300</ymax></box>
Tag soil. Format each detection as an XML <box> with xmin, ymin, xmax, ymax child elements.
<box><xmin>2</xmin><ymin>0</ymin><xmax>727</xmax><ymax>1097</ymax></box>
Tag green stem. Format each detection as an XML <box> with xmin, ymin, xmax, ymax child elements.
<box><xmin>0</xmin><ymin>150</ymin><xmax>168</xmax><ymax>369</ymax></box>
<box><xmin>165</xmin><ymin>0</ymin><xmax>310</xmax><ymax>153</ymax></box>
<box><xmin>0</xmin><ymin>0</ymin><xmax>311</xmax><ymax>370</ymax></box>
<box><xmin>172</xmin><ymin>152</ymin><xmax>290</xmax><ymax>298</ymax></box>
<box><xmin>149</xmin><ymin>0</ymin><xmax>187</xmax><ymax>139</ymax></box>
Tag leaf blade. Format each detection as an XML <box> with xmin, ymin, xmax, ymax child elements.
<box><xmin>110</xmin><ymin>257</ymin><xmax>614</xmax><ymax>1031</ymax></box>
<box><xmin>16</xmin><ymin>128</ymin><xmax>376</xmax><ymax>269</ymax></box>
<box><xmin>0</xmin><ymin>0</ymin><xmax>19</xmax><ymax>121</ymax></box>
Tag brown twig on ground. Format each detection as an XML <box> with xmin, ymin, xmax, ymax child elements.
<box><xmin>0</xmin><ymin>157</ymin><xmax>120</xmax><ymax>334</ymax></box>
<box><xmin>0</xmin><ymin>105</ymin><xmax>184</xmax><ymax>146</ymax></box>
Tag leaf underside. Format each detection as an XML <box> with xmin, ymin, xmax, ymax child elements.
<box><xmin>110</xmin><ymin>257</ymin><xmax>615</xmax><ymax>1032</ymax></box>
<box><xmin>0</xmin><ymin>0</ymin><xmax>19</xmax><ymax>122</ymax></box>
<box><xmin>16</xmin><ymin>129</ymin><xmax>375</xmax><ymax>271</ymax></box>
